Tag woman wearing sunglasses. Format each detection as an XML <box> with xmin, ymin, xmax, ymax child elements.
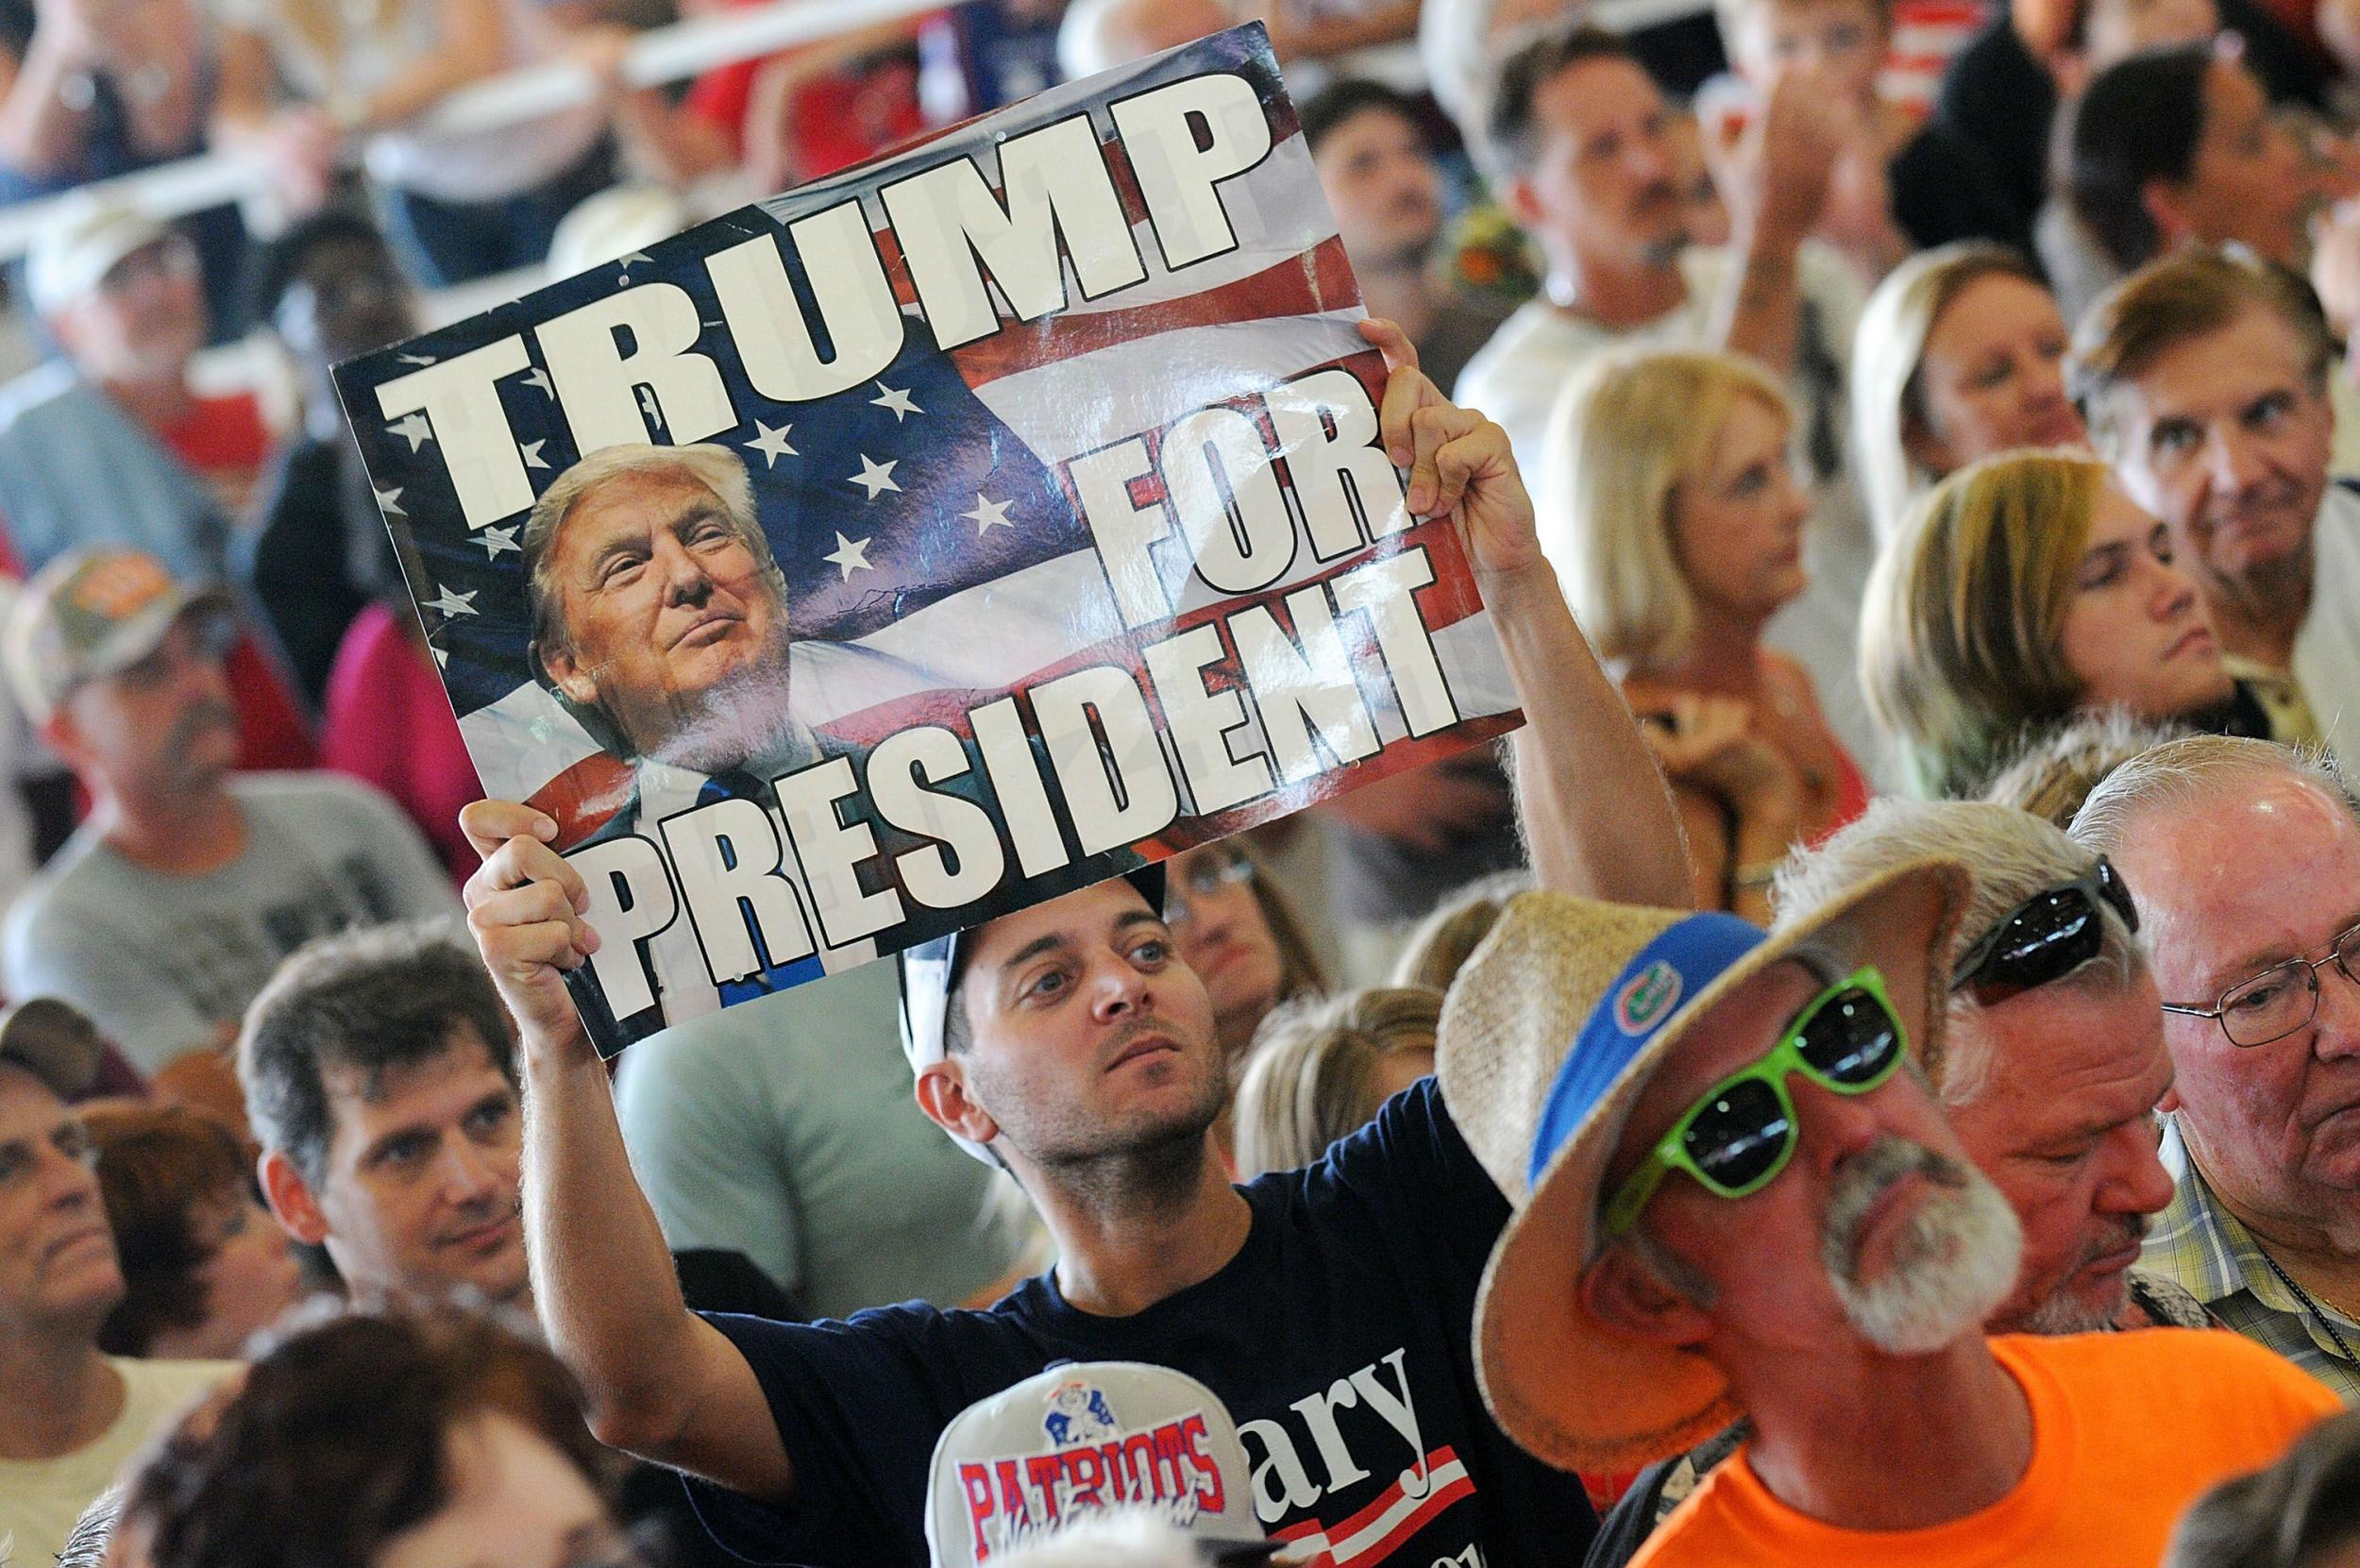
<box><xmin>1542</xmin><ymin>349</ymin><xmax>1870</xmax><ymax>920</ymax></box>
<box><xmin>1861</xmin><ymin>448</ymin><xmax>2273</xmax><ymax>800</ymax></box>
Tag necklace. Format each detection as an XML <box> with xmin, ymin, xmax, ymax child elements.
<box><xmin>2260</xmin><ymin>1253</ymin><xmax>2360</xmax><ymax>1368</ymax></box>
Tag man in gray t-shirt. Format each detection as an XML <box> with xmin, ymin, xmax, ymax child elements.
<box><xmin>0</xmin><ymin>548</ymin><xmax>456</xmax><ymax>1075</ymax></box>
<box><xmin>615</xmin><ymin>960</ymin><xmax>1033</xmax><ymax>1320</ymax></box>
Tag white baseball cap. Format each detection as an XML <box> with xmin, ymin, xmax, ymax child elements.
<box><xmin>27</xmin><ymin>196</ymin><xmax>174</xmax><ymax>317</ymax></box>
<box><xmin>924</xmin><ymin>1360</ymin><xmax>1273</xmax><ymax>1568</ymax></box>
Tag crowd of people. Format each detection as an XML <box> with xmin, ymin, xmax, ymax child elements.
<box><xmin>8</xmin><ymin>0</ymin><xmax>2360</xmax><ymax>1563</ymax></box>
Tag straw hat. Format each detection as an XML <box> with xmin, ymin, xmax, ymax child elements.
<box><xmin>1435</xmin><ymin>857</ymin><xmax>1970</xmax><ymax>1474</ymax></box>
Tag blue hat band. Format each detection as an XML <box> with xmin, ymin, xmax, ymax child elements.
<box><xmin>1526</xmin><ymin>912</ymin><xmax>1767</xmax><ymax>1193</ymax></box>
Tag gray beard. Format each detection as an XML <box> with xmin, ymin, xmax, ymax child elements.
<box><xmin>1821</xmin><ymin>1137</ymin><xmax>2025</xmax><ymax>1356</ymax></box>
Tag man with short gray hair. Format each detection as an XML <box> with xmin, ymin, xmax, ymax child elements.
<box><xmin>1776</xmin><ymin>798</ymin><xmax>2179</xmax><ymax>1335</ymax></box>
<box><xmin>2073</xmin><ymin>733</ymin><xmax>2360</xmax><ymax>1397</ymax></box>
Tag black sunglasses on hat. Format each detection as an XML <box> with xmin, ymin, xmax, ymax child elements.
<box><xmin>1948</xmin><ymin>856</ymin><xmax>2138</xmax><ymax>1005</ymax></box>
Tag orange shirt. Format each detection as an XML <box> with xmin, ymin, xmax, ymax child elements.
<box><xmin>1632</xmin><ymin>1331</ymin><xmax>2338</xmax><ymax>1568</ymax></box>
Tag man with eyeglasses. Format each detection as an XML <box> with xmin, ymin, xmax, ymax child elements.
<box><xmin>455</xmin><ymin>323</ymin><xmax>1691</xmax><ymax>1568</ymax></box>
<box><xmin>0</xmin><ymin>997</ymin><xmax>234</xmax><ymax>1568</ymax></box>
<box><xmin>1585</xmin><ymin>798</ymin><xmax>2197</xmax><ymax>1566</ymax></box>
<box><xmin>0</xmin><ymin>548</ymin><xmax>455</xmax><ymax>1084</ymax></box>
<box><xmin>1441</xmin><ymin>854</ymin><xmax>2336</xmax><ymax>1568</ymax></box>
<box><xmin>2074</xmin><ymin>733</ymin><xmax>2360</xmax><ymax>1399</ymax></box>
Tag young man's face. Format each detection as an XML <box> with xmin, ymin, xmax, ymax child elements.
<box><xmin>944</xmin><ymin>879</ymin><xmax>1227</xmax><ymax>1172</ymax></box>
<box><xmin>1313</xmin><ymin>106</ymin><xmax>1444</xmax><ymax>271</ymax></box>
<box><xmin>0</xmin><ymin>1064</ymin><xmax>122</xmax><ymax>1340</ymax></box>
<box><xmin>291</xmin><ymin>1026</ymin><xmax>528</xmax><ymax>1307</ymax></box>
<box><xmin>1510</xmin><ymin>56</ymin><xmax>1687</xmax><ymax>274</ymax></box>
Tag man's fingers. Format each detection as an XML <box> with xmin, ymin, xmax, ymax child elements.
<box><xmin>1357</xmin><ymin>315</ymin><xmax>1421</xmax><ymax>375</ymax></box>
<box><xmin>461</xmin><ymin>799</ymin><xmax>558</xmax><ymax>860</ymax></box>
<box><xmin>465</xmin><ymin>833</ymin><xmax>590</xmax><ymax>915</ymax></box>
<box><xmin>1417</xmin><ymin>408</ymin><xmax>1498</xmax><ymax>518</ymax></box>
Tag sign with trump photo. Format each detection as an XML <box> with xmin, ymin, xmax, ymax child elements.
<box><xmin>334</xmin><ymin>24</ymin><xmax>1523</xmax><ymax>1054</ymax></box>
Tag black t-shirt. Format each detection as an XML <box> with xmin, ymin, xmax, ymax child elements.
<box><xmin>689</xmin><ymin>1078</ymin><xmax>1597</xmax><ymax>1568</ymax></box>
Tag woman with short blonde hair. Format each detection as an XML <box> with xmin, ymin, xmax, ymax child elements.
<box><xmin>1862</xmin><ymin>449</ymin><xmax>2261</xmax><ymax>798</ymax></box>
<box><xmin>1542</xmin><ymin>347</ymin><xmax>1868</xmax><ymax>918</ymax></box>
<box><xmin>1234</xmin><ymin>987</ymin><xmax>1439</xmax><ymax>1180</ymax></box>
<box><xmin>1851</xmin><ymin>242</ymin><xmax>2082</xmax><ymax>542</ymax></box>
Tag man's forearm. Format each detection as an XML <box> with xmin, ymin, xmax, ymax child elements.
<box><xmin>1711</xmin><ymin>219</ymin><xmax>1804</xmax><ymax>377</ymax></box>
<box><xmin>521</xmin><ymin>1037</ymin><xmax>714</xmax><ymax>1454</ymax></box>
<box><xmin>1486</xmin><ymin>561</ymin><xmax>1691</xmax><ymax>908</ymax></box>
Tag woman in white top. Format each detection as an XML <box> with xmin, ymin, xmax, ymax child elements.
<box><xmin>212</xmin><ymin>0</ymin><xmax>615</xmax><ymax>284</ymax></box>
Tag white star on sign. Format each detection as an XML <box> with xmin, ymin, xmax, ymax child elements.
<box><xmin>638</xmin><ymin>387</ymin><xmax>666</xmax><ymax>429</ymax></box>
<box><xmin>743</xmin><ymin>421</ymin><xmax>798</xmax><ymax>467</ymax></box>
<box><xmin>869</xmin><ymin>381</ymin><xmax>921</xmax><ymax>421</ymax></box>
<box><xmin>521</xmin><ymin>368</ymin><xmax>555</xmax><ymax>398</ymax></box>
<box><xmin>476</xmin><ymin>525</ymin><xmax>520</xmax><ymax>561</ymax></box>
<box><xmin>619</xmin><ymin>251</ymin><xmax>654</xmax><ymax>269</ymax></box>
<box><xmin>822</xmin><ymin>531</ymin><xmax>874</xmax><ymax>582</ymax></box>
<box><xmin>387</xmin><ymin>413</ymin><xmax>433</xmax><ymax>451</ymax></box>
<box><xmin>519</xmin><ymin>439</ymin><xmax>549</xmax><ymax>470</ymax></box>
<box><xmin>374</xmin><ymin>486</ymin><xmax>405</xmax><ymax>517</ymax></box>
<box><xmin>423</xmin><ymin>584</ymin><xmax>480</xmax><ymax>619</ymax></box>
<box><xmin>396</xmin><ymin>352</ymin><xmax>436</xmax><ymax>366</ymax></box>
<box><xmin>430</xmin><ymin>642</ymin><xmax>449</xmax><ymax>668</ymax></box>
<box><xmin>961</xmin><ymin>493</ymin><xmax>1013</xmax><ymax>536</ymax></box>
<box><xmin>848</xmin><ymin>454</ymin><xmax>901</xmax><ymax>498</ymax></box>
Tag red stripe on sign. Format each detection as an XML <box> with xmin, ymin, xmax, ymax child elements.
<box><xmin>951</xmin><ymin>236</ymin><xmax>1358</xmax><ymax>388</ymax></box>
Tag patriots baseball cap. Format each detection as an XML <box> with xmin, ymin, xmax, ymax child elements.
<box><xmin>924</xmin><ymin>1360</ymin><xmax>1273</xmax><ymax>1568</ymax></box>
<box><xmin>898</xmin><ymin>864</ymin><xmax>1167</xmax><ymax>1166</ymax></box>
<box><xmin>5</xmin><ymin>548</ymin><xmax>233</xmax><ymax>725</ymax></box>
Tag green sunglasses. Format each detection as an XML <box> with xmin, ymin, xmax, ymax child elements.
<box><xmin>1601</xmin><ymin>966</ymin><xmax>1908</xmax><ymax>1239</ymax></box>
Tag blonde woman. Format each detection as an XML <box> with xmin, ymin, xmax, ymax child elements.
<box><xmin>1861</xmin><ymin>449</ymin><xmax>2267</xmax><ymax>798</ymax></box>
<box><xmin>1851</xmin><ymin>240</ymin><xmax>2084</xmax><ymax>542</ymax></box>
<box><xmin>1544</xmin><ymin>347</ymin><xmax>1868</xmax><ymax>919</ymax></box>
<box><xmin>1234</xmin><ymin>987</ymin><xmax>1438</xmax><ymax>1180</ymax></box>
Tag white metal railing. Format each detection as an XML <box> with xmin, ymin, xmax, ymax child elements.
<box><xmin>0</xmin><ymin>0</ymin><xmax>945</xmax><ymax>261</ymax></box>
<box><xmin>0</xmin><ymin>0</ymin><xmax>1716</xmax><ymax>263</ymax></box>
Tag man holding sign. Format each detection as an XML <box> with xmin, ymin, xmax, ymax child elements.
<box><xmin>461</xmin><ymin>319</ymin><xmax>1685</xmax><ymax>1568</ymax></box>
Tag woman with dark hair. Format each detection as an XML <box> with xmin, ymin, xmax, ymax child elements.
<box><xmin>85</xmin><ymin>1104</ymin><xmax>305</xmax><ymax>1362</ymax></box>
<box><xmin>123</xmin><ymin>1305</ymin><xmax>629</xmax><ymax>1568</ymax></box>
<box><xmin>2045</xmin><ymin>42</ymin><xmax>2312</xmax><ymax>319</ymax></box>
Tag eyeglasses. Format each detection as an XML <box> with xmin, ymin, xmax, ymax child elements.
<box><xmin>2162</xmin><ymin>919</ymin><xmax>2360</xmax><ymax>1047</ymax></box>
<box><xmin>1949</xmin><ymin>856</ymin><xmax>2138</xmax><ymax>1005</ymax></box>
<box><xmin>1164</xmin><ymin>850</ymin><xmax>1255</xmax><ymax>927</ymax></box>
<box><xmin>1602</xmin><ymin>966</ymin><xmax>1907</xmax><ymax>1239</ymax></box>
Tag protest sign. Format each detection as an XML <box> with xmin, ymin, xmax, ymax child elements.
<box><xmin>334</xmin><ymin>24</ymin><xmax>1524</xmax><ymax>1054</ymax></box>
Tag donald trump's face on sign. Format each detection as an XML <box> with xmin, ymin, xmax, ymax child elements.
<box><xmin>526</xmin><ymin>444</ymin><xmax>795</xmax><ymax>772</ymax></box>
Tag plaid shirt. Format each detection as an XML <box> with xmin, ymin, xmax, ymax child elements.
<box><xmin>2142</xmin><ymin>1119</ymin><xmax>2360</xmax><ymax>1401</ymax></box>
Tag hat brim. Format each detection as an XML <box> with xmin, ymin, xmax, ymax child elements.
<box><xmin>1471</xmin><ymin>856</ymin><xmax>1970</xmax><ymax>1473</ymax></box>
